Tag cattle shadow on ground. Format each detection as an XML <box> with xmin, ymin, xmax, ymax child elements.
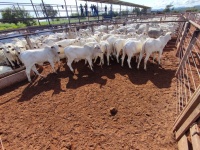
<box><xmin>17</xmin><ymin>55</ymin><xmax>176</xmax><ymax>102</ymax></box>
<box><xmin>18</xmin><ymin>71</ymin><xmax>66</xmax><ymax>102</ymax></box>
<box><xmin>65</xmin><ymin>56</ymin><xmax>176</xmax><ymax>89</ymax></box>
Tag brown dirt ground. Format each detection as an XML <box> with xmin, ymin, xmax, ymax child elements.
<box><xmin>0</xmin><ymin>43</ymin><xmax>179</xmax><ymax>150</ymax></box>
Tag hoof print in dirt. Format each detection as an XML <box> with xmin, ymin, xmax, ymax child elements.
<box><xmin>110</xmin><ymin>107</ymin><xmax>118</xmax><ymax>116</ymax></box>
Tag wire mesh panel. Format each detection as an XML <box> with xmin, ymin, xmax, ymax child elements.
<box><xmin>176</xmin><ymin>23</ymin><xmax>200</xmax><ymax>115</ymax></box>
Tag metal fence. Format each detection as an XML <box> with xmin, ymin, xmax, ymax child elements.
<box><xmin>173</xmin><ymin>13</ymin><xmax>200</xmax><ymax>150</ymax></box>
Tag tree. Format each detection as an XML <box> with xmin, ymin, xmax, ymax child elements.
<box><xmin>40</xmin><ymin>4</ymin><xmax>58</xmax><ymax>20</ymax></box>
<box><xmin>1</xmin><ymin>7</ymin><xmax>36</xmax><ymax>26</ymax></box>
<box><xmin>141</xmin><ymin>8</ymin><xmax>147</xmax><ymax>14</ymax></box>
<box><xmin>133</xmin><ymin>7</ymin><xmax>140</xmax><ymax>16</ymax></box>
<box><xmin>163</xmin><ymin>4</ymin><xmax>173</xmax><ymax>13</ymax></box>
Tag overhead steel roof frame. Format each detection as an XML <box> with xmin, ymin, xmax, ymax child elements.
<box><xmin>79</xmin><ymin>0</ymin><xmax>151</xmax><ymax>9</ymax></box>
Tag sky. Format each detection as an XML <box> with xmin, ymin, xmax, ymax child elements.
<box><xmin>1</xmin><ymin>0</ymin><xmax>200</xmax><ymax>9</ymax></box>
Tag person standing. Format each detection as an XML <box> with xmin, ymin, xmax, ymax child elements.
<box><xmin>105</xmin><ymin>5</ymin><xmax>107</xmax><ymax>14</ymax></box>
<box><xmin>84</xmin><ymin>3</ymin><xmax>88</xmax><ymax>16</ymax></box>
<box><xmin>90</xmin><ymin>4</ymin><xmax>93</xmax><ymax>16</ymax></box>
<box><xmin>80</xmin><ymin>4</ymin><xmax>84</xmax><ymax>16</ymax></box>
<box><xmin>93</xmin><ymin>5</ymin><xmax>96</xmax><ymax>16</ymax></box>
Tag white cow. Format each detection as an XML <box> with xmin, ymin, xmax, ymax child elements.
<box><xmin>0</xmin><ymin>45</ymin><xmax>20</xmax><ymax>67</ymax></box>
<box><xmin>64</xmin><ymin>44</ymin><xmax>102</xmax><ymax>72</ymax></box>
<box><xmin>137</xmin><ymin>32</ymin><xmax>172</xmax><ymax>70</ymax></box>
<box><xmin>20</xmin><ymin>45</ymin><xmax>60</xmax><ymax>82</ymax></box>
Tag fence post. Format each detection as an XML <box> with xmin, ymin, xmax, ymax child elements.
<box><xmin>25</xmin><ymin>36</ymin><xmax>33</xmax><ymax>49</ymax></box>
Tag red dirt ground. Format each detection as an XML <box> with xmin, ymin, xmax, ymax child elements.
<box><xmin>0</xmin><ymin>45</ymin><xmax>179</xmax><ymax>150</ymax></box>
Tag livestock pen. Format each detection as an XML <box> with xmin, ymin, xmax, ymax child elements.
<box><xmin>0</xmin><ymin>10</ymin><xmax>199</xmax><ymax>150</ymax></box>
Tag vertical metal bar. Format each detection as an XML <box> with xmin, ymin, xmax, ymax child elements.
<box><xmin>86</xmin><ymin>1</ymin><xmax>89</xmax><ymax>22</ymax></box>
<box><xmin>120</xmin><ymin>5</ymin><xmax>121</xmax><ymax>18</ymax></box>
<box><xmin>57</xmin><ymin>5</ymin><xmax>61</xmax><ymax>17</ymax></box>
<box><xmin>185</xmin><ymin>61</ymin><xmax>192</xmax><ymax>99</ymax></box>
<box><xmin>30</xmin><ymin>0</ymin><xmax>41</xmax><ymax>25</ymax></box>
<box><xmin>41</xmin><ymin>0</ymin><xmax>51</xmax><ymax>26</ymax></box>
<box><xmin>75</xmin><ymin>0</ymin><xmax>80</xmax><ymax>23</ymax></box>
<box><xmin>64</xmin><ymin>0</ymin><xmax>70</xmax><ymax>24</ymax></box>
<box><xmin>97</xmin><ymin>2</ymin><xmax>99</xmax><ymax>21</ymax></box>
<box><xmin>180</xmin><ymin>69</ymin><xmax>183</xmax><ymax>110</ymax></box>
<box><xmin>178</xmin><ymin>74</ymin><xmax>181</xmax><ymax>112</ymax></box>
<box><xmin>176</xmin><ymin>78</ymin><xmax>178</xmax><ymax>114</ymax></box>
<box><xmin>15</xmin><ymin>3</ymin><xmax>25</xmax><ymax>26</ymax></box>
<box><xmin>182</xmin><ymin>65</ymin><xmax>188</xmax><ymax>105</ymax></box>
<box><xmin>187</xmin><ymin>58</ymin><xmax>197</xmax><ymax>90</ymax></box>
<box><xmin>70</xmin><ymin>5</ymin><xmax>72</xmax><ymax>15</ymax></box>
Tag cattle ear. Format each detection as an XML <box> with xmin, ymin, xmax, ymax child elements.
<box><xmin>58</xmin><ymin>45</ymin><xmax>62</xmax><ymax>47</ymax></box>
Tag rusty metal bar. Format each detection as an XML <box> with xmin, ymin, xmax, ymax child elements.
<box><xmin>185</xmin><ymin>61</ymin><xmax>192</xmax><ymax>99</ymax></box>
<box><xmin>187</xmin><ymin>58</ymin><xmax>197</xmax><ymax>90</ymax></box>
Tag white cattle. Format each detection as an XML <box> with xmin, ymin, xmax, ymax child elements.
<box><xmin>137</xmin><ymin>32</ymin><xmax>172</xmax><ymax>70</ymax></box>
<box><xmin>64</xmin><ymin>44</ymin><xmax>102</xmax><ymax>72</ymax></box>
<box><xmin>148</xmin><ymin>28</ymin><xmax>164</xmax><ymax>39</ymax></box>
<box><xmin>99</xmin><ymin>40</ymin><xmax>112</xmax><ymax>66</ymax></box>
<box><xmin>0</xmin><ymin>44</ymin><xmax>20</xmax><ymax>67</ymax></box>
<box><xmin>121</xmin><ymin>37</ymin><xmax>146</xmax><ymax>69</ymax></box>
<box><xmin>20</xmin><ymin>45</ymin><xmax>60</xmax><ymax>82</ymax></box>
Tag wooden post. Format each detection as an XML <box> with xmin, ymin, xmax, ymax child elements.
<box><xmin>190</xmin><ymin>123</ymin><xmax>200</xmax><ymax>150</ymax></box>
<box><xmin>178</xmin><ymin>134</ymin><xmax>189</xmax><ymax>150</ymax></box>
<box><xmin>25</xmin><ymin>36</ymin><xmax>33</xmax><ymax>49</ymax></box>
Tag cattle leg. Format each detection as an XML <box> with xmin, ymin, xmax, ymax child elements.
<box><xmin>107</xmin><ymin>53</ymin><xmax>110</xmax><ymax>66</ymax></box>
<box><xmin>25</xmin><ymin>67</ymin><xmax>32</xmax><ymax>82</ymax></box>
<box><xmin>135</xmin><ymin>55</ymin><xmax>139</xmax><ymax>63</ymax></box>
<box><xmin>158</xmin><ymin>51</ymin><xmax>162</xmax><ymax>65</ymax></box>
<box><xmin>127</xmin><ymin>55</ymin><xmax>132</xmax><ymax>69</ymax></box>
<box><xmin>144</xmin><ymin>53</ymin><xmax>151</xmax><ymax>70</ymax></box>
<box><xmin>67</xmin><ymin>59</ymin><xmax>74</xmax><ymax>72</ymax></box>
<box><xmin>49</xmin><ymin>60</ymin><xmax>57</xmax><ymax>74</ymax></box>
<box><xmin>121</xmin><ymin>52</ymin><xmax>125</xmax><ymax>67</ymax></box>
<box><xmin>87</xmin><ymin>58</ymin><xmax>93</xmax><ymax>71</ymax></box>
<box><xmin>137</xmin><ymin>54</ymin><xmax>143</xmax><ymax>69</ymax></box>
<box><xmin>9</xmin><ymin>60</ymin><xmax>15</xmax><ymax>67</ymax></box>
<box><xmin>31</xmin><ymin>65</ymin><xmax>45</xmax><ymax>78</ymax></box>
<box><xmin>116</xmin><ymin>51</ymin><xmax>120</xmax><ymax>63</ymax></box>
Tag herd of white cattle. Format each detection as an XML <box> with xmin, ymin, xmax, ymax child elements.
<box><xmin>0</xmin><ymin>16</ymin><xmax>179</xmax><ymax>82</ymax></box>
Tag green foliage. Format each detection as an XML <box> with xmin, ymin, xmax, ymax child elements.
<box><xmin>141</xmin><ymin>8</ymin><xmax>147</xmax><ymax>14</ymax></box>
<box><xmin>163</xmin><ymin>4</ymin><xmax>173</xmax><ymax>12</ymax></box>
<box><xmin>133</xmin><ymin>8</ymin><xmax>140</xmax><ymax>15</ymax></box>
<box><xmin>1</xmin><ymin>7</ymin><xmax>36</xmax><ymax>26</ymax></box>
<box><xmin>0</xmin><ymin>22</ymin><xmax>26</xmax><ymax>30</ymax></box>
<box><xmin>186</xmin><ymin>7</ymin><xmax>198</xmax><ymax>12</ymax></box>
<box><xmin>39</xmin><ymin>4</ymin><xmax>58</xmax><ymax>18</ymax></box>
